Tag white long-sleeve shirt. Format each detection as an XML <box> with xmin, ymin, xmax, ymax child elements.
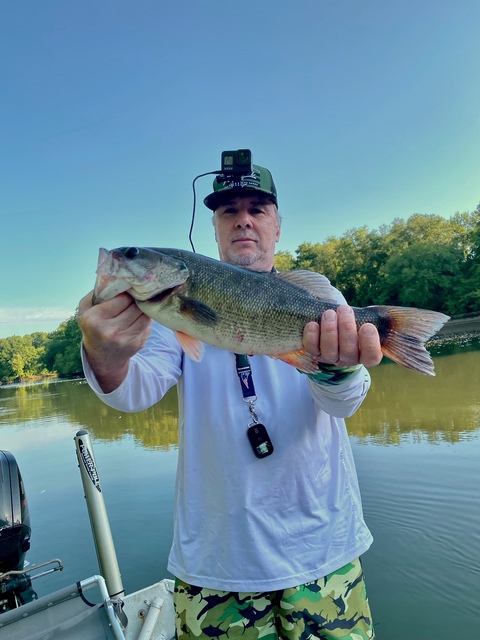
<box><xmin>82</xmin><ymin>322</ymin><xmax>373</xmax><ymax>591</ymax></box>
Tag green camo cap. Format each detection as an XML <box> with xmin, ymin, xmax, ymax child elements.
<box><xmin>204</xmin><ymin>164</ymin><xmax>278</xmax><ymax>211</ymax></box>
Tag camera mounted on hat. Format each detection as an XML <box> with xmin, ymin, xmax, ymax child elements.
<box><xmin>203</xmin><ymin>149</ymin><xmax>278</xmax><ymax>212</ymax></box>
<box><xmin>218</xmin><ymin>149</ymin><xmax>254</xmax><ymax>179</ymax></box>
<box><xmin>189</xmin><ymin>149</ymin><xmax>277</xmax><ymax>250</ymax></box>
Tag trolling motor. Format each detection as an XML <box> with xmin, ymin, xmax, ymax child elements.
<box><xmin>0</xmin><ymin>450</ymin><xmax>63</xmax><ymax>612</ymax></box>
<box><xmin>0</xmin><ymin>450</ymin><xmax>37</xmax><ymax>611</ymax></box>
<box><xmin>0</xmin><ymin>451</ymin><xmax>31</xmax><ymax>572</ymax></box>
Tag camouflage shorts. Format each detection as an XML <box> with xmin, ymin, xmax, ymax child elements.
<box><xmin>174</xmin><ymin>558</ymin><xmax>375</xmax><ymax>639</ymax></box>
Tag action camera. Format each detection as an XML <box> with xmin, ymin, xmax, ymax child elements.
<box><xmin>221</xmin><ymin>149</ymin><xmax>253</xmax><ymax>177</ymax></box>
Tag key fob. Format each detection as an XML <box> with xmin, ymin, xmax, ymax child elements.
<box><xmin>247</xmin><ymin>424</ymin><xmax>274</xmax><ymax>458</ymax></box>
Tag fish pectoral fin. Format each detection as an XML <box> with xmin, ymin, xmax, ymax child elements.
<box><xmin>178</xmin><ymin>295</ymin><xmax>218</xmax><ymax>326</ymax></box>
<box><xmin>275</xmin><ymin>349</ymin><xmax>320</xmax><ymax>374</ymax></box>
<box><xmin>175</xmin><ymin>331</ymin><xmax>205</xmax><ymax>362</ymax></box>
<box><xmin>276</xmin><ymin>270</ymin><xmax>344</xmax><ymax>304</ymax></box>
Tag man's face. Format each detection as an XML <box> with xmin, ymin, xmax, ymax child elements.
<box><xmin>213</xmin><ymin>195</ymin><xmax>281</xmax><ymax>272</ymax></box>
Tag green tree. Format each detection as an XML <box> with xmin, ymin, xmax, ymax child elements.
<box><xmin>291</xmin><ymin>210</ymin><xmax>480</xmax><ymax>312</ymax></box>
<box><xmin>30</xmin><ymin>332</ymin><xmax>49</xmax><ymax>349</ymax></box>
<box><xmin>295</xmin><ymin>238</ymin><xmax>343</xmax><ymax>283</ymax></box>
<box><xmin>384</xmin><ymin>214</ymin><xmax>458</xmax><ymax>250</ymax></box>
<box><xmin>328</xmin><ymin>228</ymin><xmax>390</xmax><ymax>306</ymax></box>
<box><xmin>274</xmin><ymin>250</ymin><xmax>296</xmax><ymax>271</ymax></box>
<box><xmin>457</xmin><ymin>207</ymin><xmax>480</xmax><ymax>311</ymax></box>
<box><xmin>377</xmin><ymin>242</ymin><xmax>462</xmax><ymax>312</ymax></box>
<box><xmin>0</xmin><ymin>335</ymin><xmax>45</xmax><ymax>382</ymax></box>
<box><xmin>448</xmin><ymin>210</ymin><xmax>480</xmax><ymax>259</ymax></box>
<box><xmin>41</xmin><ymin>314</ymin><xmax>83</xmax><ymax>377</ymax></box>
<box><xmin>294</xmin><ymin>230</ymin><xmax>390</xmax><ymax>306</ymax></box>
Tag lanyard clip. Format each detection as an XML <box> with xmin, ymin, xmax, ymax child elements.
<box><xmin>248</xmin><ymin>401</ymin><xmax>259</xmax><ymax>425</ymax></box>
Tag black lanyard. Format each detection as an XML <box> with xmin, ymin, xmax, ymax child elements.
<box><xmin>234</xmin><ymin>354</ymin><xmax>274</xmax><ymax>458</ymax></box>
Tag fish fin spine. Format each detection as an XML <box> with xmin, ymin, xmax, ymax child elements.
<box><xmin>276</xmin><ymin>348</ymin><xmax>320</xmax><ymax>373</ymax></box>
<box><xmin>175</xmin><ymin>331</ymin><xmax>205</xmax><ymax>362</ymax></box>
<box><xmin>277</xmin><ymin>270</ymin><xmax>344</xmax><ymax>304</ymax></box>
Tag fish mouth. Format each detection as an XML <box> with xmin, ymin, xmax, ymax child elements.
<box><xmin>145</xmin><ymin>283</ymin><xmax>183</xmax><ymax>304</ymax></box>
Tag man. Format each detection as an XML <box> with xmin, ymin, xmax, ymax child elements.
<box><xmin>78</xmin><ymin>161</ymin><xmax>382</xmax><ymax>639</ymax></box>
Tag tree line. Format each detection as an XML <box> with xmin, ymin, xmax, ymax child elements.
<box><xmin>0</xmin><ymin>316</ymin><xmax>83</xmax><ymax>383</ymax></box>
<box><xmin>274</xmin><ymin>207</ymin><xmax>480</xmax><ymax>313</ymax></box>
<box><xmin>1</xmin><ymin>207</ymin><xmax>479</xmax><ymax>383</ymax></box>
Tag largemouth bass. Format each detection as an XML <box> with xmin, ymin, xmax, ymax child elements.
<box><xmin>92</xmin><ymin>246</ymin><xmax>450</xmax><ymax>376</ymax></box>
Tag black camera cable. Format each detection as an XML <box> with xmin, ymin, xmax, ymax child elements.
<box><xmin>189</xmin><ymin>171</ymin><xmax>222</xmax><ymax>253</ymax></box>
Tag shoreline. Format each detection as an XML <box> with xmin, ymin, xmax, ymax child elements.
<box><xmin>437</xmin><ymin>315</ymin><xmax>480</xmax><ymax>335</ymax></box>
<box><xmin>1</xmin><ymin>318</ymin><xmax>479</xmax><ymax>386</ymax></box>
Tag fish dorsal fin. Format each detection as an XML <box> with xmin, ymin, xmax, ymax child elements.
<box><xmin>276</xmin><ymin>270</ymin><xmax>345</xmax><ymax>304</ymax></box>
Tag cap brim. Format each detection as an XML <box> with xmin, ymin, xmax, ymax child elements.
<box><xmin>204</xmin><ymin>187</ymin><xmax>277</xmax><ymax>211</ymax></box>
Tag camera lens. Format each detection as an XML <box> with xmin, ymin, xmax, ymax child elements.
<box><xmin>236</xmin><ymin>150</ymin><xmax>251</xmax><ymax>165</ymax></box>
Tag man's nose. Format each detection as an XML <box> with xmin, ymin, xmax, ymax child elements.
<box><xmin>235</xmin><ymin>211</ymin><xmax>253</xmax><ymax>227</ymax></box>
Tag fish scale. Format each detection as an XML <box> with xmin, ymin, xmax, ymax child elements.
<box><xmin>149</xmin><ymin>250</ymin><xmax>330</xmax><ymax>353</ymax></box>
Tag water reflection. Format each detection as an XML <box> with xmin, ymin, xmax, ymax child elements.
<box><xmin>1</xmin><ymin>344</ymin><xmax>479</xmax><ymax>447</ymax></box>
<box><xmin>347</xmin><ymin>347</ymin><xmax>480</xmax><ymax>444</ymax></box>
<box><xmin>2</xmin><ymin>344</ymin><xmax>478</xmax><ymax>640</ymax></box>
<box><xmin>0</xmin><ymin>380</ymin><xmax>180</xmax><ymax>450</ymax></box>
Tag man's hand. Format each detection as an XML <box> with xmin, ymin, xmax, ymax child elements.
<box><xmin>78</xmin><ymin>291</ymin><xmax>152</xmax><ymax>393</ymax></box>
<box><xmin>303</xmin><ymin>305</ymin><xmax>383</xmax><ymax>368</ymax></box>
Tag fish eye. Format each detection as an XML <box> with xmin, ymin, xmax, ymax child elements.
<box><xmin>125</xmin><ymin>247</ymin><xmax>140</xmax><ymax>259</ymax></box>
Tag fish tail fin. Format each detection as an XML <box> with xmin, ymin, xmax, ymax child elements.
<box><xmin>375</xmin><ymin>306</ymin><xmax>450</xmax><ymax>376</ymax></box>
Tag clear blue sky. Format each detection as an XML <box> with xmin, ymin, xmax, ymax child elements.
<box><xmin>1</xmin><ymin>0</ymin><xmax>479</xmax><ymax>338</ymax></box>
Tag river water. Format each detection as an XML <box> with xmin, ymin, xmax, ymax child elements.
<box><xmin>1</xmin><ymin>338</ymin><xmax>479</xmax><ymax>639</ymax></box>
